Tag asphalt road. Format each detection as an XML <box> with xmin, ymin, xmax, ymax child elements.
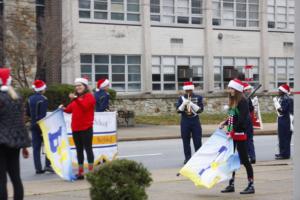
<box><xmin>19</xmin><ymin>135</ymin><xmax>293</xmax><ymax>182</ymax></box>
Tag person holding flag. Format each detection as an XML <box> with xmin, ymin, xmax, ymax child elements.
<box><xmin>219</xmin><ymin>79</ymin><xmax>254</xmax><ymax>194</ymax></box>
<box><xmin>274</xmin><ymin>84</ymin><xmax>293</xmax><ymax>160</ymax></box>
<box><xmin>26</xmin><ymin>80</ymin><xmax>53</xmax><ymax>174</ymax></box>
<box><xmin>176</xmin><ymin>81</ymin><xmax>204</xmax><ymax>164</ymax></box>
<box><xmin>94</xmin><ymin>79</ymin><xmax>110</xmax><ymax>112</ymax></box>
<box><xmin>60</xmin><ymin>78</ymin><xmax>96</xmax><ymax>180</ymax></box>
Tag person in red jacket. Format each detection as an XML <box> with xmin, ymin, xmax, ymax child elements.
<box><xmin>219</xmin><ymin>79</ymin><xmax>254</xmax><ymax>194</ymax></box>
<box><xmin>60</xmin><ymin>78</ymin><xmax>96</xmax><ymax>180</ymax></box>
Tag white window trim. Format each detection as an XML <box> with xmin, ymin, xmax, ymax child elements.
<box><xmin>80</xmin><ymin>54</ymin><xmax>142</xmax><ymax>92</ymax></box>
<box><xmin>150</xmin><ymin>0</ymin><xmax>205</xmax><ymax>27</ymax></box>
<box><xmin>152</xmin><ymin>55</ymin><xmax>204</xmax><ymax>92</ymax></box>
<box><xmin>79</xmin><ymin>0</ymin><xmax>141</xmax><ymax>24</ymax></box>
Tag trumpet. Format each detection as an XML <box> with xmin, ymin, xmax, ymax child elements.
<box><xmin>186</xmin><ymin>93</ymin><xmax>192</xmax><ymax>115</ymax></box>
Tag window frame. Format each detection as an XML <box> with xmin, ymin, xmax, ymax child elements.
<box><xmin>80</xmin><ymin>54</ymin><xmax>142</xmax><ymax>92</ymax></box>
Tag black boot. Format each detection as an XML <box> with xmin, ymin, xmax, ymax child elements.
<box><xmin>240</xmin><ymin>181</ymin><xmax>255</xmax><ymax>194</ymax></box>
<box><xmin>221</xmin><ymin>179</ymin><xmax>235</xmax><ymax>193</ymax></box>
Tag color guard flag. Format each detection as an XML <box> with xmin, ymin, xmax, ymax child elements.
<box><xmin>179</xmin><ymin>129</ymin><xmax>240</xmax><ymax>189</ymax></box>
<box><xmin>38</xmin><ymin>109</ymin><xmax>75</xmax><ymax>181</ymax></box>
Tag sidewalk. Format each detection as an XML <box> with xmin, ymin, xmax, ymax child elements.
<box><xmin>13</xmin><ymin>160</ymin><xmax>292</xmax><ymax>200</ymax></box>
<box><xmin>117</xmin><ymin>123</ymin><xmax>277</xmax><ymax>141</ymax></box>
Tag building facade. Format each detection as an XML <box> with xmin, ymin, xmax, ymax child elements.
<box><xmin>61</xmin><ymin>0</ymin><xmax>295</xmax><ymax>95</ymax></box>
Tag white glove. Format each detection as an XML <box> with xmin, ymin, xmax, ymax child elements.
<box><xmin>273</xmin><ymin>97</ymin><xmax>281</xmax><ymax>110</ymax></box>
<box><xmin>190</xmin><ymin>101</ymin><xmax>200</xmax><ymax>112</ymax></box>
<box><xmin>223</xmin><ymin>105</ymin><xmax>229</xmax><ymax>112</ymax></box>
<box><xmin>178</xmin><ymin>98</ymin><xmax>189</xmax><ymax>111</ymax></box>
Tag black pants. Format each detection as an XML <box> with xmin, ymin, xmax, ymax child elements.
<box><xmin>0</xmin><ymin>145</ymin><xmax>23</xmax><ymax>200</ymax></box>
<box><xmin>232</xmin><ymin>141</ymin><xmax>254</xmax><ymax>180</ymax></box>
<box><xmin>72</xmin><ymin>128</ymin><xmax>94</xmax><ymax>165</ymax></box>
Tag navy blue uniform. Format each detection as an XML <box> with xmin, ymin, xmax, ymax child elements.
<box><xmin>94</xmin><ymin>89</ymin><xmax>109</xmax><ymax>112</ymax></box>
<box><xmin>26</xmin><ymin>93</ymin><xmax>50</xmax><ymax>172</ymax></box>
<box><xmin>176</xmin><ymin>94</ymin><xmax>204</xmax><ymax>163</ymax></box>
<box><xmin>277</xmin><ymin>94</ymin><xmax>293</xmax><ymax>158</ymax></box>
<box><xmin>246</xmin><ymin>98</ymin><xmax>256</xmax><ymax>161</ymax></box>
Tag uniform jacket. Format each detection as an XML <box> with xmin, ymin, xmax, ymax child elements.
<box><xmin>64</xmin><ymin>93</ymin><xmax>96</xmax><ymax>132</ymax></box>
<box><xmin>26</xmin><ymin>93</ymin><xmax>48</xmax><ymax>128</ymax></box>
<box><xmin>176</xmin><ymin>93</ymin><xmax>204</xmax><ymax>120</ymax></box>
<box><xmin>0</xmin><ymin>92</ymin><xmax>31</xmax><ymax>148</ymax></box>
<box><xmin>94</xmin><ymin>89</ymin><xmax>109</xmax><ymax>112</ymax></box>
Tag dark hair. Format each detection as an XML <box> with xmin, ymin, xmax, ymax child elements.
<box><xmin>75</xmin><ymin>84</ymin><xmax>90</xmax><ymax>96</ymax></box>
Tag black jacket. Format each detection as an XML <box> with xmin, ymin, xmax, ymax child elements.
<box><xmin>0</xmin><ymin>92</ymin><xmax>31</xmax><ymax>148</ymax></box>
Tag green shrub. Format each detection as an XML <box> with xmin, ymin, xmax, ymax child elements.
<box><xmin>18</xmin><ymin>84</ymin><xmax>117</xmax><ymax>111</ymax></box>
<box><xmin>86</xmin><ymin>159</ymin><xmax>152</xmax><ymax>200</ymax></box>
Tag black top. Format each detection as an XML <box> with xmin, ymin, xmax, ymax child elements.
<box><xmin>0</xmin><ymin>92</ymin><xmax>31</xmax><ymax>148</ymax></box>
<box><xmin>234</xmin><ymin>97</ymin><xmax>250</xmax><ymax>133</ymax></box>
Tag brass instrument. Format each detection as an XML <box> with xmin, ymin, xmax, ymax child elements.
<box><xmin>186</xmin><ymin>93</ymin><xmax>192</xmax><ymax>116</ymax></box>
<box><xmin>273</xmin><ymin>97</ymin><xmax>282</xmax><ymax>117</ymax></box>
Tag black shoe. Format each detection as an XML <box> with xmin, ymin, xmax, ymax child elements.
<box><xmin>76</xmin><ymin>174</ymin><xmax>84</xmax><ymax>180</ymax></box>
<box><xmin>221</xmin><ymin>185</ymin><xmax>235</xmax><ymax>193</ymax></box>
<box><xmin>183</xmin><ymin>159</ymin><xmax>189</xmax><ymax>165</ymax></box>
<box><xmin>250</xmin><ymin>158</ymin><xmax>256</xmax><ymax>164</ymax></box>
<box><xmin>36</xmin><ymin>170</ymin><xmax>45</xmax><ymax>174</ymax></box>
<box><xmin>275</xmin><ymin>154</ymin><xmax>281</xmax><ymax>158</ymax></box>
<box><xmin>44</xmin><ymin>166</ymin><xmax>54</xmax><ymax>173</ymax></box>
<box><xmin>240</xmin><ymin>185</ymin><xmax>255</xmax><ymax>194</ymax></box>
<box><xmin>275</xmin><ymin>156</ymin><xmax>290</xmax><ymax>160</ymax></box>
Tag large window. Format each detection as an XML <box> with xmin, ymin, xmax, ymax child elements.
<box><xmin>212</xmin><ymin>0</ymin><xmax>259</xmax><ymax>27</ymax></box>
<box><xmin>80</xmin><ymin>54</ymin><xmax>141</xmax><ymax>92</ymax></box>
<box><xmin>79</xmin><ymin>0</ymin><xmax>140</xmax><ymax>22</ymax></box>
<box><xmin>269</xmin><ymin>58</ymin><xmax>294</xmax><ymax>90</ymax></box>
<box><xmin>267</xmin><ymin>0</ymin><xmax>294</xmax><ymax>30</ymax></box>
<box><xmin>152</xmin><ymin>56</ymin><xmax>203</xmax><ymax>91</ymax></box>
<box><xmin>150</xmin><ymin>0</ymin><xmax>204</xmax><ymax>25</ymax></box>
<box><xmin>0</xmin><ymin>0</ymin><xmax>4</xmax><ymax>66</ymax></box>
<box><xmin>214</xmin><ymin>57</ymin><xmax>260</xmax><ymax>90</ymax></box>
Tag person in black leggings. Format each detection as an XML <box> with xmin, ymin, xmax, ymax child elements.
<box><xmin>0</xmin><ymin>68</ymin><xmax>31</xmax><ymax>200</ymax></box>
<box><xmin>219</xmin><ymin>79</ymin><xmax>255</xmax><ymax>194</ymax></box>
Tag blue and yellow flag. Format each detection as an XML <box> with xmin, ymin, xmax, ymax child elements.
<box><xmin>38</xmin><ymin>109</ymin><xmax>75</xmax><ymax>181</ymax></box>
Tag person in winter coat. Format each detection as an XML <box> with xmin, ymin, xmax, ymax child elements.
<box><xmin>60</xmin><ymin>78</ymin><xmax>96</xmax><ymax>180</ymax></box>
<box><xmin>219</xmin><ymin>79</ymin><xmax>255</xmax><ymax>194</ymax></box>
<box><xmin>0</xmin><ymin>68</ymin><xmax>31</xmax><ymax>200</ymax></box>
<box><xmin>94</xmin><ymin>78</ymin><xmax>110</xmax><ymax>112</ymax></box>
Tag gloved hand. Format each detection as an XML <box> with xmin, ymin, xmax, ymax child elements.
<box><xmin>178</xmin><ymin>98</ymin><xmax>190</xmax><ymax>111</ymax></box>
<box><xmin>190</xmin><ymin>101</ymin><xmax>200</xmax><ymax>112</ymax></box>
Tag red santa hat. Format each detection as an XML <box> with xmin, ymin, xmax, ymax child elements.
<box><xmin>0</xmin><ymin>68</ymin><xmax>12</xmax><ymax>92</ymax></box>
<box><xmin>96</xmin><ymin>79</ymin><xmax>110</xmax><ymax>91</ymax></box>
<box><xmin>74</xmin><ymin>77</ymin><xmax>89</xmax><ymax>86</ymax></box>
<box><xmin>228</xmin><ymin>79</ymin><xmax>244</xmax><ymax>92</ymax></box>
<box><xmin>32</xmin><ymin>80</ymin><xmax>46</xmax><ymax>92</ymax></box>
<box><xmin>183</xmin><ymin>81</ymin><xmax>194</xmax><ymax>90</ymax></box>
<box><xmin>243</xmin><ymin>82</ymin><xmax>253</xmax><ymax>91</ymax></box>
<box><xmin>278</xmin><ymin>84</ymin><xmax>290</xmax><ymax>94</ymax></box>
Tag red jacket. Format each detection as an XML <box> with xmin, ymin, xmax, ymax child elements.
<box><xmin>64</xmin><ymin>93</ymin><xmax>96</xmax><ymax>132</ymax></box>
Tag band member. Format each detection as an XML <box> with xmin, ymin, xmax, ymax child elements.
<box><xmin>273</xmin><ymin>84</ymin><xmax>293</xmax><ymax>160</ymax></box>
<box><xmin>94</xmin><ymin>79</ymin><xmax>110</xmax><ymax>112</ymax></box>
<box><xmin>243</xmin><ymin>83</ymin><xmax>256</xmax><ymax>164</ymax></box>
<box><xmin>219</xmin><ymin>79</ymin><xmax>254</xmax><ymax>194</ymax></box>
<box><xmin>176</xmin><ymin>82</ymin><xmax>204</xmax><ymax>164</ymax></box>
<box><xmin>26</xmin><ymin>80</ymin><xmax>53</xmax><ymax>174</ymax></box>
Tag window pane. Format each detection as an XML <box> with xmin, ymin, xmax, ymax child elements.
<box><xmin>127</xmin><ymin>4</ymin><xmax>139</xmax><ymax>12</ymax></box>
<box><xmin>111</xmin><ymin>56</ymin><xmax>125</xmax><ymax>63</ymax></box>
<box><xmin>163</xmin><ymin>57</ymin><xmax>175</xmax><ymax>65</ymax></box>
<box><xmin>128</xmin><ymin>65</ymin><xmax>140</xmax><ymax>73</ymax></box>
<box><xmin>95</xmin><ymin>74</ymin><xmax>109</xmax><ymax>80</ymax></box>
<box><xmin>95</xmin><ymin>12</ymin><xmax>107</xmax><ymax>19</ymax></box>
<box><xmin>163</xmin><ymin>66</ymin><xmax>175</xmax><ymax>73</ymax></box>
<box><xmin>112</xmin><ymin>74</ymin><xmax>125</xmax><ymax>81</ymax></box>
<box><xmin>112</xmin><ymin>65</ymin><xmax>125</xmax><ymax>73</ymax></box>
<box><xmin>81</xmin><ymin>55</ymin><xmax>92</xmax><ymax>63</ymax></box>
<box><xmin>152</xmin><ymin>65</ymin><xmax>161</xmax><ymax>74</ymax></box>
<box><xmin>111</xmin><ymin>2</ymin><xmax>124</xmax><ymax>12</ymax></box>
<box><xmin>164</xmin><ymin>83</ymin><xmax>176</xmax><ymax>90</ymax></box>
<box><xmin>128</xmin><ymin>83</ymin><xmax>141</xmax><ymax>91</ymax></box>
<box><xmin>95</xmin><ymin>65</ymin><xmax>108</xmax><ymax>73</ymax></box>
<box><xmin>81</xmin><ymin>65</ymin><xmax>92</xmax><ymax>73</ymax></box>
<box><xmin>111</xmin><ymin>13</ymin><xmax>124</xmax><ymax>20</ymax></box>
<box><xmin>79</xmin><ymin>11</ymin><xmax>91</xmax><ymax>18</ymax></box>
<box><xmin>152</xmin><ymin>74</ymin><xmax>161</xmax><ymax>81</ymax></box>
<box><xmin>128</xmin><ymin>74</ymin><xmax>141</xmax><ymax>81</ymax></box>
<box><xmin>81</xmin><ymin>74</ymin><xmax>92</xmax><ymax>81</ymax></box>
<box><xmin>112</xmin><ymin>84</ymin><xmax>125</xmax><ymax>91</ymax></box>
<box><xmin>177</xmin><ymin>57</ymin><xmax>189</xmax><ymax>65</ymax></box>
<box><xmin>94</xmin><ymin>1</ymin><xmax>107</xmax><ymax>10</ymax></box>
<box><xmin>164</xmin><ymin>74</ymin><xmax>175</xmax><ymax>81</ymax></box>
<box><xmin>95</xmin><ymin>55</ymin><xmax>109</xmax><ymax>63</ymax></box>
<box><xmin>127</xmin><ymin>13</ymin><xmax>140</xmax><ymax>21</ymax></box>
<box><xmin>128</xmin><ymin>56</ymin><xmax>141</xmax><ymax>64</ymax></box>
<box><xmin>79</xmin><ymin>0</ymin><xmax>91</xmax><ymax>8</ymax></box>
<box><xmin>192</xmin><ymin>17</ymin><xmax>202</xmax><ymax>24</ymax></box>
<box><xmin>152</xmin><ymin>84</ymin><xmax>161</xmax><ymax>90</ymax></box>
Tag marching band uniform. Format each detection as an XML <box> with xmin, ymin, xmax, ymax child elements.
<box><xmin>243</xmin><ymin>83</ymin><xmax>256</xmax><ymax>164</ymax></box>
<box><xmin>26</xmin><ymin>80</ymin><xmax>53</xmax><ymax>174</ymax></box>
<box><xmin>274</xmin><ymin>84</ymin><xmax>293</xmax><ymax>160</ymax></box>
<box><xmin>176</xmin><ymin>82</ymin><xmax>204</xmax><ymax>164</ymax></box>
<box><xmin>94</xmin><ymin>79</ymin><xmax>110</xmax><ymax>112</ymax></box>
